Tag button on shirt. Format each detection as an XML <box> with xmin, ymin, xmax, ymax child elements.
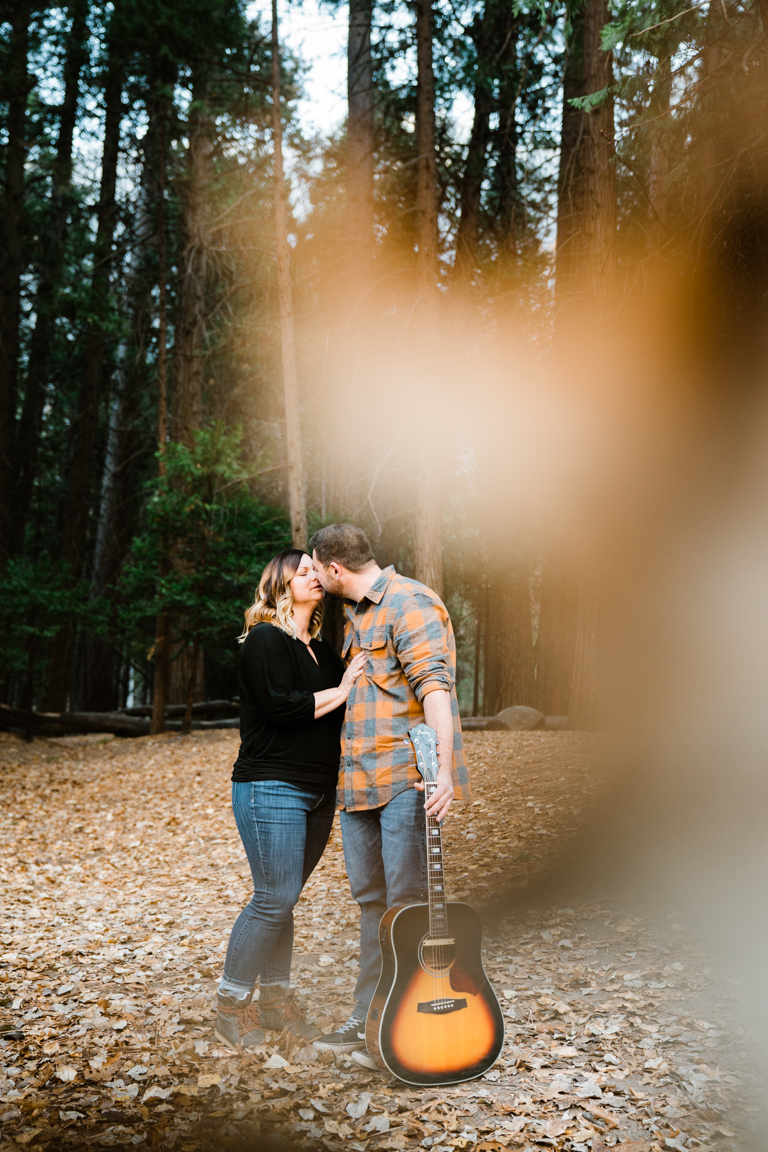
<box><xmin>338</xmin><ymin>566</ymin><xmax>471</xmax><ymax>812</ymax></box>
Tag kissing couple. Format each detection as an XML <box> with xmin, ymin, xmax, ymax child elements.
<box><xmin>213</xmin><ymin>522</ymin><xmax>470</xmax><ymax>1069</ymax></box>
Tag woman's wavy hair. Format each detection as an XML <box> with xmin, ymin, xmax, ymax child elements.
<box><xmin>241</xmin><ymin>549</ymin><xmax>323</xmax><ymax>642</ymax></box>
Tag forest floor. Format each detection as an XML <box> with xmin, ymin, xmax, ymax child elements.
<box><xmin>0</xmin><ymin>730</ymin><xmax>756</xmax><ymax>1152</ymax></box>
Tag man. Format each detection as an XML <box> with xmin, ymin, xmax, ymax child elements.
<box><xmin>309</xmin><ymin>523</ymin><xmax>470</xmax><ymax>1067</ymax></box>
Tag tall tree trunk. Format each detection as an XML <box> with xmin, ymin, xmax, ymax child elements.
<box><xmin>9</xmin><ymin>0</ymin><xmax>90</xmax><ymax>559</ymax></box>
<box><xmin>151</xmin><ymin>83</ymin><xmax>173</xmax><ymax>735</ymax></box>
<box><xmin>454</xmin><ymin>7</ymin><xmax>494</xmax><ymax>280</ymax></box>
<box><xmin>535</xmin><ymin>558</ymin><xmax>578</xmax><ymax>716</ymax></box>
<box><xmin>554</xmin><ymin>0</ymin><xmax>616</xmax><ymax>325</ymax></box>
<box><xmin>81</xmin><ymin>76</ymin><xmax>155</xmax><ymax>713</ymax></box>
<box><xmin>0</xmin><ymin>1</ymin><xmax>30</xmax><ymax>567</ymax></box>
<box><xmin>43</xmin><ymin>25</ymin><xmax>124</xmax><ymax>712</ymax></box>
<box><xmin>166</xmin><ymin>74</ymin><xmax>213</xmax><ymax>706</ymax></box>
<box><xmin>347</xmin><ymin>0</ymin><xmax>374</xmax><ymax>289</ymax></box>
<box><xmin>415</xmin><ymin>0</ymin><xmax>439</xmax><ymax>313</ymax></box>
<box><xmin>482</xmin><ymin>556</ymin><xmax>535</xmax><ymax>714</ymax></box>
<box><xmin>648</xmin><ymin>54</ymin><xmax>672</xmax><ymax>232</ymax></box>
<box><xmin>553</xmin><ymin>0</ymin><xmax>616</xmax><ymax>728</ymax></box>
<box><xmin>694</xmin><ymin>0</ymin><xmax>729</xmax><ymax>220</ymax></box>
<box><xmin>272</xmin><ymin>0</ymin><xmax>308</xmax><ymax>550</ymax></box>
<box><xmin>496</xmin><ymin>18</ymin><xmax>520</xmax><ymax>263</ymax></box>
<box><xmin>412</xmin><ymin>0</ymin><xmax>443</xmax><ymax>595</ymax></box>
<box><xmin>173</xmin><ymin>75</ymin><xmax>212</xmax><ymax>448</ymax></box>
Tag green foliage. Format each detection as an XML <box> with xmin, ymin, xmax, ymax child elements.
<box><xmin>0</xmin><ymin>557</ymin><xmax>86</xmax><ymax>691</ymax></box>
<box><xmin>119</xmin><ymin>425</ymin><xmax>290</xmax><ymax>666</ymax></box>
<box><xmin>568</xmin><ymin>85</ymin><xmax>614</xmax><ymax>112</ymax></box>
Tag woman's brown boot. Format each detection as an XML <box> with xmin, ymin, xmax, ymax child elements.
<box><xmin>259</xmin><ymin>985</ymin><xmax>321</xmax><ymax>1040</ymax></box>
<box><xmin>214</xmin><ymin>991</ymin><xmax>267</xmax><ymax>1052</ymax></box>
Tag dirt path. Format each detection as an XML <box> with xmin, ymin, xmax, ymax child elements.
<box><xmin>0</xmin><ymin>731</ymin><xmax>752</xmax><ymax>1151</ymax></box>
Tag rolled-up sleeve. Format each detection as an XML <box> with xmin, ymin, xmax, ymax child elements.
<box><xmin>392</xmin><ymin>594</ymin><xmax>454</xmax><ymax>702</ymax></box>
<box><xmin>240</xmin><ymin>631</ymin><xmax>315</xmax><ymax>725</ymax></box>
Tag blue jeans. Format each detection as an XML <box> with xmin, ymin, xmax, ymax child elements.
<box><xmin>221</xmin><ymin>780</ymin><xmax>335</xmax><ymax>994</ymax></box>
<box><xmin>340</xmin><ymin>786</ymin><xmax>427</xmax><ymax>1017</ymax></box>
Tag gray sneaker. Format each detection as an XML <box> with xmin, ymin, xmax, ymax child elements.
<box><xmin>350</xmin><ymin>1047</ymin><xmax>378</xmax><ymax>1070</ymax></box>
<box><xmin>313</xmin><ymin>1014</ymin><xmax>366</xmax><ymax>1055</ymax></box>
<box><xmin>214</xmin><ymin>991</ymin><xmax>266</xmax><ymax>1052</ymax></box>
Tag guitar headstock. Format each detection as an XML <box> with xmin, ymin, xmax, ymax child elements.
<box><xmin>409</xmin><ymin>723</ymin><xmax>439</xmax><ymax>785</ymax></box>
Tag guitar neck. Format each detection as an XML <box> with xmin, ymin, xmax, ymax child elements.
<box><xmin>424</xmin><ymin>779</ymin><xmax>449</xmax><ymax>941</ymax></box>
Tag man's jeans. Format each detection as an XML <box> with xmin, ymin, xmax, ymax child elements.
<box><xmin>220</xmin><ymin>780</ymin><xmax>335</xmax><ymax>995</ymax></box>
<box><xmin>340</xmin><ymin>786</ymin><xmax>427</xmax><ymax>1018</ymax></box>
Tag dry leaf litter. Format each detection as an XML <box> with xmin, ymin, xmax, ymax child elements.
<box><xmin>0</xmin><ymin>730</ymin><xmax>753</xmax><ymax>1151</ymax></box>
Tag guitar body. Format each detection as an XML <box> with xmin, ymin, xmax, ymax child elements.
<box><xmin>366</xmin><ymin>901</ymin><xmax>504</xmax><ymax>1086</ymax></box>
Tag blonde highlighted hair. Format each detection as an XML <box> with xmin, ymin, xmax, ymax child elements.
<box><xmin>241</xmin><ymin>549</ymin><xmax>323</xmax><ymax>642</ymax></box>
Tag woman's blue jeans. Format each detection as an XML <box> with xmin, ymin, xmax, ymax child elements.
<box><xmin>220</xmin><ymin>780</ymin><xmax>335</xmax><ymax>995</ymax></box>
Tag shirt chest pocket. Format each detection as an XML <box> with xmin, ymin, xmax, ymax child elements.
<box><xmin>358</xmin><ymin>626</ymin><xmax>391</xmax><ymax>676</ymax></box>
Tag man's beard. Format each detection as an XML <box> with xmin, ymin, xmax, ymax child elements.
<box><xmin>321</xmin><ymin>576</ymin><xmax>345</xmax><ymax>598</ymax></box>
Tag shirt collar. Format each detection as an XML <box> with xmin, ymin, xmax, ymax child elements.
<box><xmin>359</xmin><ymin>565</ymin><xmax>395</xmax><ymax>605</ymax></box>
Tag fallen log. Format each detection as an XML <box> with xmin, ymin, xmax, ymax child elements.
<box><xmin>0</xmin><ymin>704</ymin><xmax>241</xmax><ymax>738</ymax></box>
<box><xmin>0</xmin><ymin>703</ymin><xmax>150</xmax><ymax>737</ymax></box>
<box><xmin>460</xmin><ymin>716</ymin><xmax>510</xmax><ymax>731</ymax></box>
<box><xmin>166</xmin><ymin>717</ymin><xmax>240</xmax><ymax>731</ymax></box>
<box><xmin>120</xmin><ymin>700</ymin><xmax>238</xmax><ymax>719</ymax></box>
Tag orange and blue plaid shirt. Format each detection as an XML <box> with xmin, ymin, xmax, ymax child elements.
<box><xmin>338</xmin><ymin>566</ymin><xmax>471</xmax><ymax>812</ymax></box>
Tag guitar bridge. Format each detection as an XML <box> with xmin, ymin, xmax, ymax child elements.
<box><xmin>417</xmin><ymin>998</ymin><xmax>467</xmax><ymax>1015</ymax></box>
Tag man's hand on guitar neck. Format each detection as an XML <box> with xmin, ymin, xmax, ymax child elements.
<box><xmin>414</xmin><ymin>688</ymin><xmax>456</xmax><ymax>822</ymax></box>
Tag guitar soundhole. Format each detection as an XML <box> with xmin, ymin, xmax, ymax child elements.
<box><xmin>419</xmin><ymin>936</ymin><xmax>456</xmax><ymax>976</ymax></box>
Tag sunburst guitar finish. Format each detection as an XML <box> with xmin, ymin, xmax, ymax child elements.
<box><xmin>365</xmin><ymin>724</ymin><xmax>504</xmax><ymax>1086</ymax></box>
<box><xmin>366</xmin><ymin>901</ymin><xmax>504</xmax><ymax>1085</ymax></box>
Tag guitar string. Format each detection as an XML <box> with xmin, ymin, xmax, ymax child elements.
<box><xmin>424</xmin><ymin>735</ymin><xmax>446</xmax><ymax>1008</ymax></box>
<box><xmin>419</xmin><ymin>739</ymin><xmax>438</xmax><ymax>1008</ymax></box>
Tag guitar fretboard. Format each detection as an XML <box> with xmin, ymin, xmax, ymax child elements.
<box><xmin>425</xmin><ymin>780</ymin><xmax>448</xmax><ymax>940</ymax></box>
<box><xmin>410</xmin><ymin>724</ymin><xmax>449</xmax><ymax>942</ymax></box>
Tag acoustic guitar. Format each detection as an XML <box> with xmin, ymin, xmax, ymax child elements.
<box><xmin>365</xmin><ymin>722</ymin><xmax>504</xmax><ymax>1086</ymax></box>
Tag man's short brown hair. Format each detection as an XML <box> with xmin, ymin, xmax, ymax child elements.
<box><xmin>310</xmin><ymin>523</ymin><xmax>376</xmax><ymax>572</ymax></box>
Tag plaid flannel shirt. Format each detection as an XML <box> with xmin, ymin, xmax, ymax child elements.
<box><xmin>338</xmin><ymin>565</ymin><xmax>471</xmax><ymax>811</ymax></box>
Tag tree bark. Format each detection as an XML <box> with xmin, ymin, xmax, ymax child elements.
<box><xmin>554</xmin><ymin>0</ymin><xmax>616</xmax><ymax>324</ymax></box>
<box><xmin>552</xmin><ymin>0</ymin><xmax>616</xmax><ymax>727</ymax></box>
<box><xmin>173</xmin><ymin>74</ymin><xmax>212</xmax><ymax>448</ymax></box>
<box><xmin>164</xmin><ymin>71</ymin><xmax>213</xmax><ymax>708</ymax></box>
<box><xmin>415</xmin><ymin>0</ymin><xmax>439</xmax><ymax>312</ymax></box>
<box><xmin>412</xmin><ymin>0</ymin><xmax>443</xmax><ymax>595</ymax></box>
<box><xmin>151</xmin><ymin>84</ymin><xmax>173</xmax><ymax>734</ymax></box>
<box><xmin>82</xmin><ymin>77</ymin><xmax>156</xmax><ymax>713</ymax></box>
<box><xmin>43</xmin><ymin>26</ymin><xmax>125</xmax><ymax>712</ymax></box>
<box><xmin>495</xmin><ymin>17</ymin><xmax>520</xmax><ymax>262</ymax></box>
<box><xmin>454</xmin><ymin>8</ymin><xmax>494</xmax><ymax>280</ymax></box>
<box><xmin>347</xmin><ymin>0</ymin><xmax>375</xmax><ymax>288</ymax></box>
<box><xmin>648</xmin><ymin>54</ymin><xmax>672</xmax><ymax>232</ymax></box>
<box><xmin>0</xmin><ymin>1</ymin><xmax>30</xmax><ymax>566</ymax></box>
<box><xmin>535</xmin><ymin>558</ymin><xmax>578</xmax><ymax>716</ymax></box>
<box><xmin>9</xmin><ymin>0</ymin><xmax>90</xmax><ymax>559</ymax></box>
<box><xmin>272</xmin><ymin>0</ymin><xmax>308</xmax><ymax>550</ymax></box>
<box><xmin>482</xmin><ymin>559</ymin><xmax>535</xmax><ymax>714</ymax></box>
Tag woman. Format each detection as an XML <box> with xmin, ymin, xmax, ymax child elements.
<box><xmin>215</xmin><ymin>549</ymin><xmax>365</xmax><ymax>1051</ymax></box>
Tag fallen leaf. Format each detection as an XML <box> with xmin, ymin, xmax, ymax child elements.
<box><xmin>346</xmin><ymin>1091</ymin><xmax>372</xmax><ymax>1119</ymax></box>
<box><xmin>584</xmin><ymin>1103</ymin><xmax>620</xmax><ymax>1129</ymax></box>
<box><xmin>54</xmin><ymin>1065</ymin><xmax>78</xmax><ymax>1082</ymax></box>
<box><xmin>142</xmin><ymin>1086</ymin><xmax>173</xmax><ymax>1102</ymax></box>
<box><xmin>263</xmin><ymin>1053</ymin><xmax>289</xmax><ymax>1069</ymax></box>
<box><xmin>364</xmin><ymin>1113</ymin><xmax>390</xmax><ymax>1133</ymax></box>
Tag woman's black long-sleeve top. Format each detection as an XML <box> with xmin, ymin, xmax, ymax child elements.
<box><xmin>231</xmin><ymin>621</ymin><xmax>346</xmax><ymax>792</ymax></box>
